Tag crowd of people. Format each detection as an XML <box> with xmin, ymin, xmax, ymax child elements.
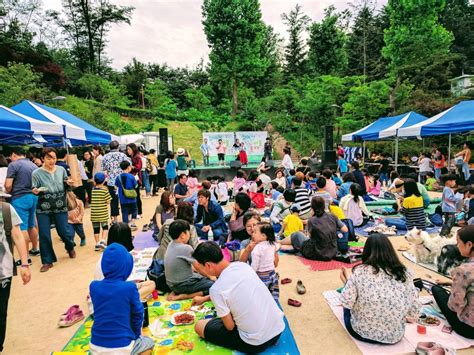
<box><xmin>1</xmin><ymin>139</ymin><xmax>473</xmax><ymax>354</ymax></box>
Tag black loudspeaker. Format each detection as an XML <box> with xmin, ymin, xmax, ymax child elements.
<box><xmin>158</xmin><ymin>154</ymin><xmax>167</xmax><ymax>166</ymax></box>
<box><xmin>230</xmin><ymin>160</ymin><xmax>242</xmax><ymax>169</ymax></box>
<box><xmin>321</xmin><ymin>150</ymin><xmax>337</xmax><ymax>167</ymax></box>
<box><xmin>324</xmin><ymin>125</ymin><xmax>334</xmax><ymax>151</ymax></box>
<box><xmin>159</xmin><ymin>128</ymin><xmax>168</xmax><ymax>154</ymax></box>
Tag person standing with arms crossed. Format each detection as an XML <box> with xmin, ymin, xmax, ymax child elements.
<box><xmin>216</xmin><ymin>139</ymin><xmax>227</xmax><ymax>167</ymax></box>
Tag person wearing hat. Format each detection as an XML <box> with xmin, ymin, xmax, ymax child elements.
<box><xmin>176</xmin><ymin>148</ymin><xmax>189</xmax><ymax>176</ymax></box>
<box><xmin>90</xmin><ymin>172</ymin><xmax>112</xmax><ymax>251</ymax></box>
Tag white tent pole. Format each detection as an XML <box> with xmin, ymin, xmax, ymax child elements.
<box><xmin>448</xmin><ymin>133</ymin><xmax>452</xmax><ymax>172</ymax></box>
<box><xmin>395</xmin><ymin>137</ymin><xmax>399</xmax><ymax>172</ymax></box>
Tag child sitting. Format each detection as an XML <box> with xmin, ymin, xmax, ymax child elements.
<box><xmin>270</xmin><ymin>182</ymin><xmax>283</xmax><ymax>201</ymax></box>
<box><xmin>91</xmin><ymin>172</ymin><xmax>112</xmax><ymax>251</ymax></box>
<box><xmin>424</xmin><ymin>171</ymin><xmax>438</xmax><ymax>191</ymax></box>
<box><xmin>232</xmin><ymin>170</ymin><xmax>247</xmax><ymax>196</ymax></box>
<box><xmin>89</xmin><ymin>243</ymin><xmax>155</xmax><ymax>355</ymax></box>
<box><xmin>67</xmin><ymin>191</ymin><xmax>87</xmax><ymax>246</ymax></box>
<box><xmin>249</xmin><ymin>222</ymin><xmax>280</xmax><ymax>301</ymax></box>
<box><xmin>215</xmin><ymin>176</ymin><xmax>229</xmax><ymax>205</ymax></box>
<box><xmin>115</xmin><ymin>161</ymin><xmax>138</xmax><ymax>231</ymax></box>
<box><xmin>186</xmin><ymin>170</ymin><xmax>199</xmax><ymax>194</ymax></box>
<box><xmin>281</xmin><ymin>205</ymin><xmax>304</xmax><ymax>239</ymax></box>
<box><xmin>322</xmin><ymin>169</ymin><xmax>337</xmax><ymax>199</ymax></box>
<box><xmin>313</xmin><ymin>177</ymin><xmax>332</xmax><ymax>212</ymax></box>
<box><xmin>305</xmin><ymin>171</ymin><xmax>318</xmax><ymax>191</ymax></box>
<box><xmin>164</xmin><ymin>220</ymin><xmax>214</xmax><ymax>301</ymax></box>
<box><xmin>367</xmin><ymin>174</ymin><xmax>381</xmax><ymax>197</ymax></box>
<box><xmin>339</xmin><ymin>183</ymin><xmax>372</xmax><ymax>227</ymax></box>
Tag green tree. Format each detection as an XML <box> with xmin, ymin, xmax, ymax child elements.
<box><xmin>307</xmin><ymin>6</ymin><xmax>347</xmax><ymax>76</ymax></box>
<box><xmin>145</xmin><ymin>79</ymin><xmax>177</xmax><ymax>114</ymax></box>
<box><xmin>202</xmin><ymin>0</ymin><xmax>267</xmax><ymax>116</ymax></box>
<box><xmin>53</xmin><ymin>0</ymin><xmax>134</xmax><ymax>74</ymax></box>
<box><xmin>383</xmin><ymin>0</ymin><xmax>453</xmax><ymax>82</ymax></box>
<box><xmin>77</xmin><ymin>73</ymin><xmax>130</xmax><ymax>106</ymax></box>
<box><xmin>281</xmin><ymin>4</ymin><xmax>310</xmax><ymax>80</ymax></box>
<box><xmin>0</xmin><ymin>62</ymin><xmax>45</xmax><ymax>106</ymax></box>
<box><xmin>346</xmin><ymin>1</ymin><xmax>388</xmax><ymax>80</ymax></box>
<box><xmin>122</xmin><ymin>58</ymin><xmax>147</xmax><ymax>106</ymax></box>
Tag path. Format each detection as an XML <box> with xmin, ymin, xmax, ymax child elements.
<box><xmin>267</xmin><ymin>124</ymin><xmax>301</xmax><ymax>163</ymax></box>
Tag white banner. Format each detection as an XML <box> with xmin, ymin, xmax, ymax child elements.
<box><xmin>202</xmin><ymin>132</ymin><xmax>235</xmax><ymax>155</ymax></box>
<box><xmin>235</xmin><ymin>131</ymin><xmax>268</xmax><ymax>156</ymax></box>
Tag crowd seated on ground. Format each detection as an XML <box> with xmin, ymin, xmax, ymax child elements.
<box><xmin>2</xmin><ymin>141</ymin><xmax>474</xmax><ymax>354</ymax></box>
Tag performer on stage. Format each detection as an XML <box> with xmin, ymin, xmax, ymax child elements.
<box><xmin>216</xmin><ymin>139</ymin><xmax>227</xmax><ymax>167</ymax></box>
<box><xmin>239</xmin><ymin>142</ymin><xmax>248</xmax><ymax>166</ymax></box>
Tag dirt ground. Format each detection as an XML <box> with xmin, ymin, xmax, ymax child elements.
<box><xmin>3</xmin><ymin>194</ymin><xmax>472</xmax><ymax>355</ymax></box>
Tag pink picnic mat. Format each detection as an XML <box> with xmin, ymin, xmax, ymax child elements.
<box><xmin>323</xmin><ymin>291</ymin><xmax>474</xmax><ymax>354</ymax></box>
<box><xmin>298</xmin><ymin>257</ymin><xmax>361</xmax><ymax>271</ymax></box>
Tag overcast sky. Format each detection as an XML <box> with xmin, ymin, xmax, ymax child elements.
<box><xmin>45</xmin><ymin>0</ymin><xmax>383</xmax><ymax>70</ymax></box>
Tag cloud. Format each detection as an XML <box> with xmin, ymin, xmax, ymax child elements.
<box><xmin>44</xmin><ymin>0</ymin><xmax>385</xmax><ymax>70</ymax></box>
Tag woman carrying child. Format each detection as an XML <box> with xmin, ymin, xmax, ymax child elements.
<box><xmin>290</xmin><ymin>196</ymin><xmax>348</xmax><ymax>261</ymax></box>
<box><xmin>339</xmin><ymin>234</ymin><xmax>420</xmax><ymax>344</ymax></box>
<box><xmin>339</xmin><ymin>183</ymin><xmax>372</xmax><ymax>227</ymax></box>
<box><xmin>431</xmin><ymin>225</ymin><xmax>474</xmax><ymax>339</ymax></box>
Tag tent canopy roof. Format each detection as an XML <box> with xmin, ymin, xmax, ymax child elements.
<box><xmin>398</xmin><ymin>100</ymin><xmax>474</xmax><ymax>138</ymax></box>
<box><xmin>11</xmin><ymin>100</ymin><xmax>116</xmax><ymax>145</ymax></box>
<box><xmin>342</xmin><ymin>111</ymin><xmax>427</xmax><ymax>142</ymax></box>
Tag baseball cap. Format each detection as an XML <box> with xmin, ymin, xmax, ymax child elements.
<box><xmin>94</xmin><ymin>172</ymin><xmax>106</xmax><ymax>184</ymax></box>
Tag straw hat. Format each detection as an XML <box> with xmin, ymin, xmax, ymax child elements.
<box><xmin>176</xmin><ymin>148</ymin><xmax>185</xmax><ymax>156</ymax></box>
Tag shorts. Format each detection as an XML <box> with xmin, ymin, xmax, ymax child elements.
<box><xmin>218</xmin><ymin>153</ymin><xmax>225</xmax><ymax>161</ymax></box>
<box><xmin>92</xmin><ymin>221</ymin><xmax>109</xmax><ymax>234</ymax></box>
<box><xmin>11</xmin><ymin>194</ymin><xmax>38</xmax><ymax>231</ymax></box>
<box><xmin>89</xmin><ymin>335</ymin><xmax>154</xmax><ymax>355</ymax></box>
<box><xmin>204</xmin><ymin>318</ymin><xmax>281</xmax><ymax>353</ymax></box>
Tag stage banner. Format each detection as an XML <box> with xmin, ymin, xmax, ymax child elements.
<box><xmin>235</xmin><ymin>131</ymin><xmax>268</xmax><ymax>161</ymax></box>
<box><xmin>202</xmin><ymin>132</ymin><xmax>235</xmax><ymax>158</ymax></box>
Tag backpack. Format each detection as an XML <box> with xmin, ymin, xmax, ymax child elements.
<box><xmin>1</xmin><ymin>202</ymin><xmax>16</xmax><ymax>276</ymax></box>
<box><xmin>145</xmin><ymin>157</ymin><xmax>153</xmax><ymax>173</ymax></box>
<box><xmin>118</xmin><ymin>174</ymin><xmax>137</xmax><ymax>199</ymax></box>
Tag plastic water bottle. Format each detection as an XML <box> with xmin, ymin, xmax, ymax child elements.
<box><xmin>208</xmin><ymin>228</ymin><xmax>214</xmax><ymax>241</ymax></box>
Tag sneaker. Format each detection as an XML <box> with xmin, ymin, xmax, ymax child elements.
<box><xmin>99</xmin><ymin>240</ymin><xmax>107</xmax><ymax>249</ymax></box>
<box><xmin>15</xmin><ymin>258</ymin><xmax>32</xmax><ymax>266</ymax></box>
<box><xmin>58</xmin><ymin>309</ymin><xmax>85</xmax><ymax>327</ymax></box>
<box><xmin>29</xmin><ymin>248</ymin><xmax>40</xmax><ymax>256</ymax></box>
<box><xmin>94</xmin><ymin>244</ymin><xmax>102</xmax><ymax>251</ymax></box>
<box><xmin>80</xmin><ymin>239</ymin><xmax>86</xmax><ymax>247</ymax></box>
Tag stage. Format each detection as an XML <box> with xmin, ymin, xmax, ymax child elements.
<box><xmin>192</xmin><ymin>162</ymin><xmax>278</xmax><ymax>180</ymax></box>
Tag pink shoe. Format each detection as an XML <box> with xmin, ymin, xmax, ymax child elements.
<box><xmin>59</xmin><ymin>305</ymin><xmax>80</xmax><ymax>320</ymax></box>
<box><xmin>58</xmin><ymin>309</ymin><xmax>85</xmax><ymax>327</ymax></box>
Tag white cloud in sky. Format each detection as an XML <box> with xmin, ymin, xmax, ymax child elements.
<box><xmin>43</xmin><ymin>0</ymin><xmax>385</xmax><ymax>70</ymax></box>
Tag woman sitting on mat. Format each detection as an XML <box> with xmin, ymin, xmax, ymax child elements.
<box><xmin>288</xmin><ymin>196</ymin><xmax>348</xmax><ymax>261</ymax></box>
<box><xmin>339</xmin><ymin>183</ymin><xmax>372</xmax><ymax>227</ymax></box>
<box><xmin>340</xmin><ymin>234</ymin><xmax>420</xmax><ymax>344</ymax></box>
<box><xmin>432</xmin><ymin>226</ymin><xmax>474</xmax><ymax>339</ymax></box>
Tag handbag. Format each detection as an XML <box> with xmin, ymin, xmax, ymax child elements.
<box><xmin>66</xmin><ymin>191</ymin><xmax>78</xmax><ymax>211</ymax></box>
<box><xmin>118</xmin><ymin>174</ymin><xmax>137</xmax><ymax>199</ymax></box>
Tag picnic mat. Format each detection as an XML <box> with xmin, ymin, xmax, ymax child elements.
<box><xmin>133</xmin><ymin>230</ymin><xmax>159</xmax><ymax>250</ymax></box>
<box><xmin>298</xmin><ymin>257</ymin><xmax>361</xmax><ymax>271</ymax></box>
<box><xmin>401</xmin><ymin>251</ymin><xmax>452</xmax><ymax>279</ymax></box>
<box><xmin>323</xmin><ymin>291</ymin><xmax>474</xmax><ymax>354</ymax></box>
<box><xmin>366</xmin><ymin>197</ymin><xmax>442</xmax><ymax>206</ymax></box>
<box><xmin>57</xmin><ymin>298</ymin><xmax>300</xmax><ymax>355</ymax></box>
<box><xmin>354</xmin><ymin>222</ymin><xmax>441</xmax><ymax>237</ymax></box>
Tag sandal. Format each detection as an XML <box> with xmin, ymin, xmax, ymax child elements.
<box><xmin>296</xmin><ymin>280</ymin><xmax>306</xmax><ymax>295</ymax></box>
<box><xmin>58</xmin><ymin>309</ymin><xmax>85</xmax><ymax>327</ymax></box>
<box><xmin>60</xmin><ymin>305</ymin><xmax>81</xmax><ymax>320</ymax></box>
<box><xmin>288</xmin><ymin>298</ymin><xmax>302</xmax><ymax>307</ymax></box>
<box><xmin>281</xmin><ymin>278</ymin><xmax>292</xmax><ymax>284</ymax></box>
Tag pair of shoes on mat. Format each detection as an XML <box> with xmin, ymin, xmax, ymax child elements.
<box><xmin>58</xmin><ymin>305</ymin><xmax>85</xmax><ymax>327</ymax></box>
<box><xmin>281</xmin><ymin>278</ymin><xmax>306</xmax><ymax>294</ymax></box>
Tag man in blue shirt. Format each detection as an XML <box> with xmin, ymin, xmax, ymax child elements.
<box><xmin>200</xmin><ymin>138</ymin><xmax>210</xmax><ymax>167</ymax></box>
<box><xmin>174</xmin><ymin>174</ymin><xmax>191</xmax><ymax>202</ymax></box>
<box><xmin>337</xmin><ymin>154</ymin><xmax>348</xmax><ymax>175</ymax></box>
<box><xmin>195</xmin><ymin>190</ymin><xmax>228</xmax><ymax>245</ymax></box>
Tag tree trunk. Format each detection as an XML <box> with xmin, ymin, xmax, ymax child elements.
<box><xmin>232</xmin><ymin>77</ymin><xmax>238</xmax><ymax>117</ymax></box>
<box><xmin>79</xmin><ymin>0</ymin><xmax>95</xmax><ymax>73</ymax></box>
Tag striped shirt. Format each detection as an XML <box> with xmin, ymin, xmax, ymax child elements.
<box><xmin>90</xmin><ymin>187</ymin><xmax>112</xmax><ymax>222</ymax></box>
<box><xmin>294</xmin><ymin>187</ymin><xmax>312</xmax><ymax>218</ymax></box>
<box><xmin>401</xmin><ymin>195</ymin><xmax>426</xmax><ymax>230</ymax></box>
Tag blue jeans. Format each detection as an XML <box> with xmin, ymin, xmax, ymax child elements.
<box><xmin>435</xmin><ymin>168</ymin><xmax>442</xmax><ymax>181</ymax></box>
<box><xmin>68</xmin><ymin>223</ymin><xmax>86</xmax><ymax>242</ymax></box>
<box><xmin>142</xmin><ymin>170</ymin><xmax>151</xmax><ymax>194</ymax></box>
<box><xmin>462</xmin><ymin>162</ymin><xmax>470</xmax><ymax>181</ymax></box>
<box><xmin>107</xmin><ymin>185</ymin><xmax>120</xmax><ymax>217</ymax></box>
<box><xmin>11</xmin><ymin>194</ymin><xmax>38</xmax><ymax>231</ymax></box>
<box><xmin>384</xmin><ymin>217</ymin><xmax>407</xmax><ymax>230</ymax></box>
<box><xmin>37</xmin><ymin>212</ymin><xmax>75</xmax><ymax>265</ymax></box>
<box><xmin>121</xmin><ymin>203</ymin><xmax>137</xmax><ymax>223</ymax></box>
<box><xmin>195</xmin><ymin>224</ymin><xmax>226</xmax><ymax>245</ymax></box>
<box><xmin>343</xmin><ymin>308</ymin><xmax>383</xmax><ymax>344</ymax></box>
<box><xmin>379</xmin><ymin>172</ymin><xmax>388</xmax><ymax>182</ymax></box>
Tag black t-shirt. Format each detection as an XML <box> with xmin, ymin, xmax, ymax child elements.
<box><xmin>379</xmin><ymin>159</ymin><xmax>390</xmax><ymax>173</ymax></box>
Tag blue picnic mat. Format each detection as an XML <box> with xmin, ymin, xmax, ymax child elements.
<box><xmin>355</xmin><ymin>221</ymin><xmax>441</xmax><ymax>237</ymax></box>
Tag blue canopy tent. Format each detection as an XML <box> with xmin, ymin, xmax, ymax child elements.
<box><xmin>12</xmin><ymin>100</ymin><xmax>117</xmax><ymax>146</ymax></box>
<box><xmin>341</xmin><ymin>111</ymin><xmax>428</xmax><ymax>168</ymax></box>
<box><xmin>398</xmin><ymin>100</ymin><xmax>474</xmax><ymax>167</ymax></box>
<box><xmin>0</xmin><ymin>105</ymin><xmax>63</xmax><ymax>145</ymax></box>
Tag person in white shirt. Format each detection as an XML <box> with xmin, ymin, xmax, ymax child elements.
<box><xmin>418</xmin><ymin>152</ymin><xmax>433</xmax><ymax>184</ymax></box>
<box><xmin>281</xmin><ymin>148</ymin><xmax>293</xmax><ymax>175</ymax></box>
<box><xmin>215</xmin><ymin>176</ymin><xmax>229</xmax><ymax>205</ymax></box>
<box><xmin>192</xmin><ymin>242</ymin><xmax>285</xmax><ymax>353</ymax></box>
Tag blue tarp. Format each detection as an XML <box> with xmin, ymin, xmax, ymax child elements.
<box><xmin>342</xmin><ymin>111</ymin><xmax>428</xmax><ymax>142</ymax></box>
<box><xmin>12</xmin><ymin>100</ymin><xmax>116</xmax><ymax>145</ymax></box>
<box><xmin>0</xmin><ymin>105</ymin><xmax>63</xmax><ymax>145</ymax></box>
<box><xmin>398</xmin><ymin>100</ymin><xmax>474</xmax><ymax>138</ymax></box>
